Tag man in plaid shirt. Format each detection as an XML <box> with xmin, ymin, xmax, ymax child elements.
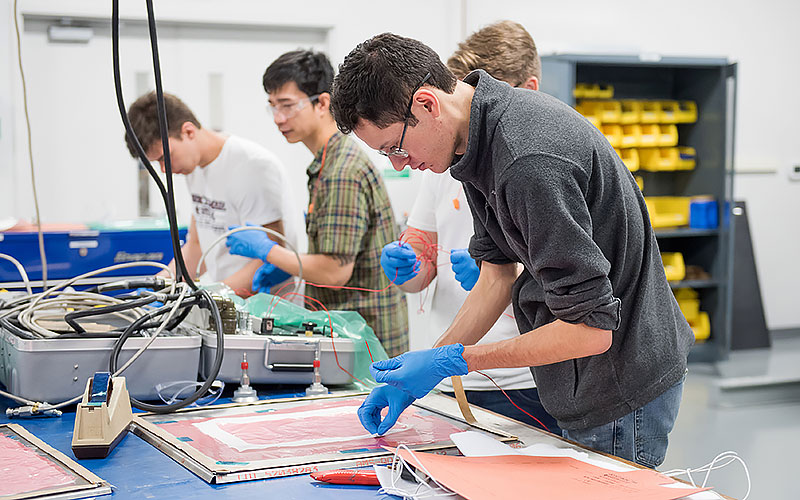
<box><xmin>226</xmin><ymin>50</ymin><xmax>408</xmax><ymax>357</ymax></box>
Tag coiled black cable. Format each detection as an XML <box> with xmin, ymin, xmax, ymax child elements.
<box><xmin>108</xmin><ymin>289</ymin><xmax>224</xmax><ymax>412</ymax></box>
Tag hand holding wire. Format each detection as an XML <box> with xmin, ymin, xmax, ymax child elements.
<box><xmin>358</xmin><ymin>384</ymin><xmax>416</xmax><ymax>435</ymax></box>
<box><xmin>225</xmin><ymin>223</ymin><xmax>276</xmax><ymax>260</ymax></box>
<box><xmin>370</xmin><ymin>344</ymin><xmax>469</xmax><ymax>399</ymax></box>
<box><xmin>380</xmin><ymin>241</ymin><xmax>421</xmax><ymax>285</ymax></box>
<box><xmin>450</xmin><ymin>248</ymin><xmax>480</xmax><ymax>291</ymax></box>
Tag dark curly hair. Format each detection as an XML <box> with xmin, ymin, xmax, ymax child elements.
<box><xmin>331</xmin><ymin>33</ymin><xmax>456</xmax><ymax>134</ymax></box>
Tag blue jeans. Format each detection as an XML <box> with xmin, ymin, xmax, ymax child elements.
<box><xmin>443</xmin><ymin>388</ymin><xmax>561</xmax><ymax>435</ymax></box>
<box><xmin>562</xmin><ymin>375</ymin><xmax>685</xmax><ymax>468</ymax></box>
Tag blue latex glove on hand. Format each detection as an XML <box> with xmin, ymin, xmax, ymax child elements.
<box><xmin>358</xmin><ymin>385</ymin><xmax>416</xmax><ymax>435</ymax></box>
<box><xmin>380</xmin><ymin>241</ymin><xmax>421</xmax><ymax>285</ymax></box>
<box><xmin>370</xmin><ymin>344</ymin><xmax>469</xmax><ymax>399</ymax></box>
<box><xmin>226</xmin><ymin>223</ymin><xmax>276</xmax><ymax>260</ymax></box>
<box><xmin>450</xmin><ymin>248</ymin><xmax>480</xmax><ymax>291</ymax></box>
<box><xmin>251</xmin><ymin>262</ymin><xmax>291</xmax><ymax>294</ymax></box>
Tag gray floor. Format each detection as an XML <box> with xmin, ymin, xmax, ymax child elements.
<box><xmin>662</xmin><ymin>335</ymin><xmax>800</xmax><ymax>499</ymax></box>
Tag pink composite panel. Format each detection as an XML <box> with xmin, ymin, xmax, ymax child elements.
<box><xmin>155</xmin><ymin>398</ymin><xmax>463</xmax><ymax>463</ymax></box>
<box><xmin>0</xmin><ymin>434</ymin><xmax>77</xmax><ymax>496</ymax></box>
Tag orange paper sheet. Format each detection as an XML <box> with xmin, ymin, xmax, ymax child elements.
<box><xmin>396</xmin><ymin>449</ymin><xmax>711</xmax><ymax>500</ymax></box>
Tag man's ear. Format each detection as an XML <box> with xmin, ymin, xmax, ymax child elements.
<box><xmin>414</xmin><ymin>89</ymin><xmax>441</xmax><ymax>118</ymax></box>
<box><xmin>316</xmin><ymin>92</ymin><xmax>332</xmax><ymax>114</ymax></box>
<box><xmin>181</xmin><ymin>121</ymin><xmax>198</xmax><ymax>139</ymax></box>
<box><xmin>520</xmin><ymin>76</ymin><xmax>539</xmax><ymax>91</ymax></box>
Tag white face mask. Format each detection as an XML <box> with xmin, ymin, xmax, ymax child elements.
<box><xmin>373</xmin><ymin>445</ymin><xmax>460</xmax><ymax>500</ymax></box>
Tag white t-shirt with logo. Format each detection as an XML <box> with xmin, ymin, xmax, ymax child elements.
<box><xmin>185</xmin><ymin>135</ymin><xmax>298</xmax><ymax>283</ymax></box>
<box><xmin>406</xmin><ymin>170</ymin><xmax>535</xmax><ymax>391</ymax></box>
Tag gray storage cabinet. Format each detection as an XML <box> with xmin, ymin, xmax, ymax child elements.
<box><xmin>540</xmin><ymin>54</ymin><xmax>737</xmax><ymax>362</ymax></box>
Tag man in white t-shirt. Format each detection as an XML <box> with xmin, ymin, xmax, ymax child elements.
<box><xmin>126</xmin><ymin>91</ymin><xmax>297</xmax><ymax>296</ymax></box>
<box><xmin>379</xmin><ymin>22</ymin><xmax>559</xmax><ymax>432</ymax></box>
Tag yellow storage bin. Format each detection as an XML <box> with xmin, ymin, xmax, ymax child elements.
<box><xmin>620</xmin><ymin>100</ymin><xmax>642</xmax><ymax>124</ymax></box>
<box><xmin>674</xmin><ymin>288</ymin><xmax>700</xmax><ymax>322</ymax></box>
<box><xmin>645</xmin><ymin>196</ymin><xmax>691</xmax><ymax>228</ymax></box>
<box><xmin>574</xmin><ymin>83</ymin><xmax>614</xmax><ymax>99</ymax></box>
<box><xmin>619</xmin><ymin>125</ymin><xmax>641</xmax><ymax>148</ymax></box>
<box><xmin>638</xmin><ymin>124</ymin><xmax>660</xmax><ymax>148</ymax></box>
<box><xmin>689</xmin><ymin>311</ymin><xmax>711</xmax><ymax>341</ymax></box>
<box><xmin>581</xmin><ymin>100</ymin><xmax>622</xmax><ymax>123</ymax></box>
<box><xmin>619</xmin><ymin>148</ymin><xmax>639</xmax><ymax>172</ymax></box>
<box><xmin>658</xmin><ymin>124</ymin><xmax>679</xmax><ymax>147</ymax></box>
<box><xmin>662</xmin><ymin>252</ymin><xmax>686</xmax><ymax>281</ymax></box>
<box><xmin>659</xmin><ymin>101</ymin><xmax>680</xmax><ymax>124</ymax></box>
<box><xmin>675</xmin><ymin>101</ymin><xmax>698</xmax><ymax>123</ymax></box>
<box><xmin>639</xmin><ymin>147</ymin><xmax>696</xmax><ymax>171</ymax></box>
<box><xmin>640</xmin><ymin>101</ymin><xmax>662</xmax><ymax>123</ymax></box>
<box><xmin>575</xmin><ymin>103</ymin><xmax>603</xmax><ymax>128</ymax></box>
<box><xmin>635</xmin><ymin>175</ymin><xmax>644</xmax><ymax>190</ymax></box>
<box><xmin>602</xmin><ymin>124</ymin><xmax>623</xmax><ymax>148</ymax></box>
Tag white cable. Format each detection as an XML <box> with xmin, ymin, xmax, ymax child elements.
<box><xmin>0</xmin><ymin>253</ymin><xmax>32</xmax><ymax>294</ymax></box>
<box><xmin>197</xmin><ymin>226</ymin><xmax>303</xmax><ymax>294</ymax></box>
<box><xmin>663</xmin><ymin>451</ymin><xmax>751</xmax><ymax>500</ymax></box>
<box><xmin>47</xmin><ymin>282</ymin><xmax>190</xmax><ymax>411</ymax></box>
<box><xmin>382</xmin><ymin>444</ymin><xmax>458</xmax><ymax>499</ymax></box>
<box><xmin>13</xmin><ymin>0</ymin><xmax>48</xmax><ymax>289</ymax></box>
<box><xmin>0</xmin><ymin>387</ymin><xmax>37</xmax><ymax>406</ymax></box>
<box><xmin>113</xmin><ymin>282</ymin><xmax>189</xmax><ymax>376</ymax></box>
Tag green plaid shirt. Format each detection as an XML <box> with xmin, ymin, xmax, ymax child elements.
<box><xmin>305</xmin><ymin>132</ymin><xmax>408</xmax><ymax>357</ymax></box>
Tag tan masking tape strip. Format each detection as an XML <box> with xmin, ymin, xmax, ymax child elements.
<box><xmin>450</xmin><ymin>375</ymin><xmax>477</xmax><ymax>424</ymax></box>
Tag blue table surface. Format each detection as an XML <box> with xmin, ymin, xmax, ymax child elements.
<box><xmin>1</xmin><ymin>390</ymin><xmax>396</xmax><ymax>499</ymax></box>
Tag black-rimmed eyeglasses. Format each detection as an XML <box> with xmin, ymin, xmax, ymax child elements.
<box><xmin>377</xmin><ymin>72</ymin><xmax>432</xmax><ymax>158</ymax></box>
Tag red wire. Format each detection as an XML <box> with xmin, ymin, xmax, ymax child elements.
<box><xmin>474</xmin><ymin>370</ymin><xmax>550</xmax><ymax>433</ymax></box>
<box><xmin>278</xmin><ymin>291</ymin><xmax>368</xmax><ymax>387</ymax></box>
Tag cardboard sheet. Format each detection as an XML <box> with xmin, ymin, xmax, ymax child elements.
<box><xmin>396</xmin><ymin>448</ymin><xmax>712</xmax><ymax>500</ymax></box>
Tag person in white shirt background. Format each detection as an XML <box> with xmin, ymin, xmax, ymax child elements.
<box><xmin>125</xmin><ymin>91</ymin><xmax>297</xmax><ymax>296</ymax></box>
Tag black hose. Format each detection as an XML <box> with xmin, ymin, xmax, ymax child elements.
<box><xmin>111</xmin><ymin>0</ymin><xmax>195</xmax><ymax>290</ymax></box>
<box><xmin>64</xmin><ymin>295</ymin><xmax>157</xmax><ymax>334</ymax></box>
<box><xmin>108</xmin><ymin>289</ymin><xmax>224</xmax><ymax>413</ymax></box>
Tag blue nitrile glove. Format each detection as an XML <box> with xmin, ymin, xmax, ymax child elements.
<box><xmin>358</xmin><ymin>385</ymin><xmax>416</xmax><ymax>435</ymax></box>
<box><xmin>134</xmin><ymin>288</ymin><xmax>163</xmax><ymax>308</ymax></box>
<box><xmin>226</xmin><ymin>223</ymin><xmax>276</xmax><ymax>260</ymax></box>
<box><xmin>251</xmin><ymin>262</ymin><xmax>291</xmax><ymax>293</ymax></box>
<box><xmin>450</xmin><ymin>248</ymin><xmax>480</xmax><ymax>291</ymax></box>
<box><xmin>380</xmin><ymin>241</ymin><xmax>421</xmax><ymax>285</ymax></box>
<box><xmin>370</xmin><ymin>344</ymin><xmax>469</xmax><ymax>399</ymax></box>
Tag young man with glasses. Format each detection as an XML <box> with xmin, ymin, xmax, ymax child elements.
<box><xmin>226</xmin><ymin>50</ymin><xmax>409</xmax><ymax>357</ymax></box>
<box><xmin>378</xmin><ymin>21</ymin><xmax>558</xmax><ymax>433</ymax></box>
<box><xmin>331</xmin><ymin>33</ymin><xmax>693</xmax><ymax>468</ymax></box>
<box><xmin>125</xmin><ymin>91</ymin><xmax>297</xmax><ymax>296</ymax></box>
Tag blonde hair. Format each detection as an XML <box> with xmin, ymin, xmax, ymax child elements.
<box><xmin>447</xmin><ymin>20</ymin><xmax>540</xmax><ymax>86</ymax></box>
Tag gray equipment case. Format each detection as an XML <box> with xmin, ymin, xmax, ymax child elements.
<box><xmin>198</xmin><ymin>330</ymin><xmax>356</xmax><ymax>386</ymax></box>
<box><xmin>0</xmin><ymin>327</ymin><xmax>201</xmax><ymax>402</ymax></box>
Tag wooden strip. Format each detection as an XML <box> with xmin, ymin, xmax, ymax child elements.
<box><xmin>450</xmin><ymin>376</ymin><xmax>476</xmax><ymax>424</ymax></box>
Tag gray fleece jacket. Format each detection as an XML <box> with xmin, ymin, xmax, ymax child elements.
<box><xmin>449</xmin><ymin>70</ymin><xmax>694</xmax><ymax>430</ymax></box>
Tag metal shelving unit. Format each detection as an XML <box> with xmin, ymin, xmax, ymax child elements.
<box><xmin>541</xmin><ymin>54</ymin><xmax>737</xmax><ymax>362</ymax></box>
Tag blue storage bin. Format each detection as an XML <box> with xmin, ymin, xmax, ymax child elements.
<box><xmin>0</xmin><ymin>227</ymin><xmax>187</xmax><ymax>283</ymax></box>
<box><xmin>689</xmin><ymin>198</ymin><xmax>718</xmax><ymax>229</ymax></box>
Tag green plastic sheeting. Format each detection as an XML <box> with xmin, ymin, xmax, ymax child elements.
<box><xmin>204</xmin><ymin>285</ymin><xmax>386</xmax><ymax>390</ymax></box>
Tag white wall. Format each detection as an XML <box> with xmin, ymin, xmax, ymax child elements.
<box><xmin>3</xmin><ymin>0</ymin><xmax>799</xmax><ymax>329</ymax></box>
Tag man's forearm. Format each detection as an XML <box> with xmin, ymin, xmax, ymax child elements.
<box><xmin>222</xmin><ymin>259</ymin><xmax>263</xmax><ymax>296</ymax></box>
<box><xmin>462</xmin><ymin>320</ymin><xmax>613</xmax><ymax>371</ymax></box>
<box><xmin>434</xmin><ymin>261</ymin><xmax>516</xmax><ymax>347</ymax></box>
<box><xmin>267</xmin><ymin>246</ymin><xmax>354</xmax><ymax>286</ymax></box>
